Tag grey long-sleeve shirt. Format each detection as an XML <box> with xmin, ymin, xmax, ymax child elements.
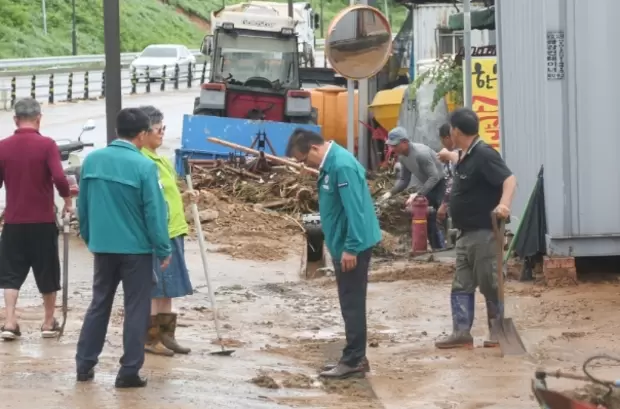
<box><xmin>391</xmin><ymin>142</ymin><xmax>445</xmax><ymax>197</ymax></box>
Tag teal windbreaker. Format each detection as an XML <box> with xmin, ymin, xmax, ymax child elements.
<box><xmin>318</xmin><ymin>142</ymin><xmax>381</xmax><ymax>261</ymax></box>
<box><xmin>78</xmin><ymin>140</ymin><xmax>171</xmax><ymax>259</ymax></box>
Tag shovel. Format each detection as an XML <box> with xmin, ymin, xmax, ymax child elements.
<box><xmin>490</xmin><ymin>213</ymin><xmax>527</xmax><ymax>356</ymax></box>
<box><xmin>57</xmin><ymin>214</ymin><xmax>71</xmax><ymax>340</ymax></box>
<box><xmin>183</xmin><ymin>158</ymin><xmax>234</xmax><ymax>357</ymax></box>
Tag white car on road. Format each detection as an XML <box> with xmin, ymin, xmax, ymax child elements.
<box><xmin>130</xmin><ymin>44</ymin><xmax>196</xmax><ymax>81</ymax></box>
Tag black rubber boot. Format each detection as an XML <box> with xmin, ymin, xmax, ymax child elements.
<box><xmin>483</xmin><ymin>299</ymin><xmax>500</xmax><ymax>348</ymax></box>
<box><xmin>435</xmin><ymin>292</ymin><xmax>475</xmax><ymax>349</ymax></box>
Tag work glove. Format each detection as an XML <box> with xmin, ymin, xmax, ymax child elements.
<box><xmin>405</xmin><ymin>193</ymin><xmax>418</xmax><ymax>207</ymax></box>
<box><xmin>378</xmin><ymin>191</ymin><xmax>392</xmax><ymax>203</ymax></box>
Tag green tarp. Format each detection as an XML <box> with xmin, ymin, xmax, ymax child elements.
<box><xmin>448</xmin><ymin>7</ymin><xmax>495</xmax><ymax>31</ymax></box>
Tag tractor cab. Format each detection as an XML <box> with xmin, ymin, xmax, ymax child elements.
<box><xmin>194</xmin><ymin>13</ymin><xmax>314</xmax><ymax>124</ymax></box>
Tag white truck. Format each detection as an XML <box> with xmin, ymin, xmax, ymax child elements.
<box><xmin>208</xmin><ymin>1</ymin><xmax>320</xmax><ymax>67</ymax></box>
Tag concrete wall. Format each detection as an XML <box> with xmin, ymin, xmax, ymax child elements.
<box><xmin>496</xmin><ymin>0</ymin><xmax>620</xmax><ymax>256</ymax></box>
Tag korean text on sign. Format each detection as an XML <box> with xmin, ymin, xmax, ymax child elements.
<box><xmin>471</xmin><ymin>57</ymin><xmax>500</xmax><ymax>152</ymax></box>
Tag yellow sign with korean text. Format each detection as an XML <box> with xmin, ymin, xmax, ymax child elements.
<box><xmin>471</xmin><ymin>57</ymin><xmax>500</xmax><ymax>151</ymax></box>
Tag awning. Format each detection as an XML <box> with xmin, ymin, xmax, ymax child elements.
<box><xmin>448</xmin><ymin>6</ymin><xmax>495</xmax><ymax>31</ymax></box>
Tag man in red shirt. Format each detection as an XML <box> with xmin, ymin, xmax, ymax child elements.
<box><xmin>0</xmin><ymin>98</ymin><xmax>72</xmax><ymax>341</ymax></box>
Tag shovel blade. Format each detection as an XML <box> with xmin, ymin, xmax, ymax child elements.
<box><xmin>210</xmin><ymin>350</ymin><xmax>235</xmax><ymax>356</ymax></box>
<box><xmin>491</xmin><ymin>317</ymin><xmax>527</xmax><ymax>356</ymax></box>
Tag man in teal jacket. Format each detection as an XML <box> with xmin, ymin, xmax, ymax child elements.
<box><xmin>75</xmin><ymin>108</ymin><xmax>171</xmax><ymax>389</ymax></box>
<box><xmin>286</xmin><ymin>128</ymin><xmax>381</xmax><ymax>379</ymax></box>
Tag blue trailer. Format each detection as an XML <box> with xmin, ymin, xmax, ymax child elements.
<box><xmin>175</xmin><ymin>114</ymin><xmax>321</xmax><ymax>176</ymax></box>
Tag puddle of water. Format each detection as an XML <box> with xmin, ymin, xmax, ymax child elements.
<box><xmin>289</xmin><ymin>329</ymin><xmax>340</xmax><ymax>341</ymax></box>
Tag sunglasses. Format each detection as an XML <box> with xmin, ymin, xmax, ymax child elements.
<box><xmin>148</xmin><ymin>125</ymin><xmax>166</xmax><ymax>134</ymax></box>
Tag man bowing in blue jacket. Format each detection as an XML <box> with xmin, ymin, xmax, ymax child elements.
<box><xmin>286</xmin><ymin>129</ymin><xmax>381</xmax><ymax>379</ymax></box>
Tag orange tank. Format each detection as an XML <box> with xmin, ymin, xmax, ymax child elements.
<box><xmin>309</xmin><ymin>86</ymin><xmax>359</xmax><ymax>149</ymax></box>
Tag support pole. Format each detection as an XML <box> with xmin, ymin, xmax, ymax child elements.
<box><xmin>288</xmin><ymin>0</ymin><xmax>293</xmax><ymax>18</ymax></box>
<box><xmin>42</xmin><ymin>0</ymin><xmax>48</xmax><ymax>35</ymax></box>
<box><xmin>357</xmin><ymin>0</ymin><xmax>369</xmax><ymax>168</ymax></box>
<box><xmin>463</xmin><ymin>0</ymin><xmax>472</xmax><ymax>108</ymax></box>
<box><xmin>347</xmin><ymin>80</ymin><xmax>355</xmax><ymax>153</ymax></box>
<box><xmin>71</xmin><ymin>0</ymin><xmax>77</xmax><ymax>55</ymax></box>
<box><xmin>346</xmin><ymin>0</ymin><xmax>356</xmax><ymax>155</ymax></box>
<box><xmin>103</xmin><ymin>0</ymin><xmax>122</xmax><ymax>144</ymax></box>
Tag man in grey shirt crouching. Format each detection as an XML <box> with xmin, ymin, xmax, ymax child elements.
<box><xmin>380</xmin><ymin>127</ymin><xmax>446</xmax><ymax>249</ymax></box>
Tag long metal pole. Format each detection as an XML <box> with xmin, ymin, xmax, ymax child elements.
<box><xmin>409</xmin><ymin>7</ymin><xmax>415</xmax><ymax>81</ymax></box>
<box><xmin>357</xmin><ymin>0</ymin><xmax>369</xmax><ymax>167</ymax></box>
<box><xmin>288</xmin><ymin>0</ymin><xmax>293</xmax><ymax>18</ymax></box>
<box><xmin>71</xmin><ymin>0</ymin><xmax>77</xmax><ymax>55</ymax></box>
<box><xmin>104</xmin><ymin>0</ymin><xmax>122</xmax><ymax>144</ymax></box>
<box><xmin>463</xmin><ymin>0</ymin><xmax>472</xmax><ymax>108</ymax></box>
<box><xmin>320</xmin><ymin>0</ymin><xmax>324</xmax><ymax>38</ymax></box>
<box><xmin>346</xmin><ymin>0</ymin><xmax>356</xmax><ymax>154</ymax></box>
<box><xmin>42</xmin><ymin>0</ymin><xmax>48</xmax><ymax>34</ymax></box>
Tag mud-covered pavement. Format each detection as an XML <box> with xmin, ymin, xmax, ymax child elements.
<box><xmin>2</xmin><ymin>233</ymin><xmax>620</xmax><ymax>408</ymax></box>
<box><xmin>2</xmin><ymin>94</ymin><xmax>620</xmax><ymax>408</ymax></box>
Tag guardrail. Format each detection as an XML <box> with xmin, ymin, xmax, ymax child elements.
<box><xmin>0</xmin><ymin>41</ymin><xmax>328</xmax><ymax>71</ymax></box>
<box><xmin>0</xmin><ymin>50</ymin><xmax>202</xmax><ymax>70</ymax></box>
<box><xmin>0</xmin><ymin>60</ymin><xmax>337</xmax><ymax>110</ymax></box>
<box><xmin>0</xmin><ymin>62</ymin><xmax>210</xmax><ymax>110</ymax></box>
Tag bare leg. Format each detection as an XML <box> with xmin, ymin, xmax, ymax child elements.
<box><xmin>41</xmin><ymin>292</ymin><xmax>57</xmax><ymax>329</ymax></box>
<box><xmin>3</xmin><ymin>289</ymin><xmax>19</xmax><ymax>329</ymax></box>
<box><xmin>159</xmin><ymin>298</ymin><xmax>172</xmax><ymax>314</ymax></box>
<box><xmin>152</xmin><ymin>298</ymin><xmax>172</xmax><ymax>314</ymax></box>
<box><xmin>150</xmin><ymin>299</ymin><xmax>159</xmax><ymax>317</ymax></box>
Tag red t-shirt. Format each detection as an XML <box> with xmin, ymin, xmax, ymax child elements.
<box><xmin>0</xmin><ymin>128</ymin><xmax>70</xmax><ymax>224</ymax></box>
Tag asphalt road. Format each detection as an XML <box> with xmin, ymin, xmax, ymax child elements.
<box><xmin>0</xmin><ymin>51</ymin><xmax>328</xmax><ymax>106</ymax></box>
<box><xmin>0</xmin><ymin>90</ymin><xmax>203</xmax><ymax>207</ymax></box>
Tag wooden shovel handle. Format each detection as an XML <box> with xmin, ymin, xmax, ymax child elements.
<box><xmin>491</xmin><ymin>212</ymin><xmax>506</xmax><ymax>308</ymax></box>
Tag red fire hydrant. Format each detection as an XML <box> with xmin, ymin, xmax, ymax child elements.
<box><xmin>411</xmin><ymin>196</ymin><xmax>429</xmax><ymax>255</ymax></box>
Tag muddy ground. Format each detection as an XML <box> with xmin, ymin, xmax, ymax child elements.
<box><xmin>1</xmin><ymin>235</ymin><xmax>620</xmax><ymax>409</ymax></box>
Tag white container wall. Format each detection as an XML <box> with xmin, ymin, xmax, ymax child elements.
<box><xmin>412</xmin><ymin>3</ymin><xmax>493</xmax><ymax>61</ymax></box>
<box><xmin>497</xmin><ymin>0</ymin><xmax>620</xmax><ymax>257</ymax></box>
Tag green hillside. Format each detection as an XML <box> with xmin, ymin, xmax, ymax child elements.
<box><xmin>0</xmin><ymin>0</ymin><xmax>407</xmax><ymax>59</ymax></box>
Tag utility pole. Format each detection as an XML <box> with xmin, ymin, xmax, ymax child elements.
<box><xmin>71</xmin><ymin>0</ymin><xmax>77</xmax><ymax>55</ymax></box>
<box><xmin>287</xmin><ymin>0</ymin><xmax>293</xmax><ymax>18</ymax></box>
<box><xmin>42</xmin><ymin>0</ymin><xmax>48</xmax><ymax>34</ymax></box>
<box><xmin>103</xmin><ymin>0</ymin><xmax>122</xmax><ymax>144</ymax></box>
<box><xmin>320</xmin><ymin>0</ymin><xmax>324</xmax><ymax>38</ymax></box>
<box><xmin>463</xmin><ymin>0</ymin><xmax>472</xmax><ymax>107</ymax></box>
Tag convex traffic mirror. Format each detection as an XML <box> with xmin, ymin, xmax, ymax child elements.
<box><xmin>325</xmin><ymin>5</ymin><xmax>392</xmax><ymax>80</ymax></box>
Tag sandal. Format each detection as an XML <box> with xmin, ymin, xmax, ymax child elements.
<box><xmin>41</xmin><ymin>318</ymin><xmax>60</xmax><ymax>339</ymax></box>
<box><xmin>1</xmin><ymin>324</ymin><xmax>22</xmax><ymax>341</ymax></box>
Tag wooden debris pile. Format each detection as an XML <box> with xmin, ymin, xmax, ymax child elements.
<box><xmin>188</xmin><ymin>163</ymin><xmax>318</xmax><ymax>217</ymax></box>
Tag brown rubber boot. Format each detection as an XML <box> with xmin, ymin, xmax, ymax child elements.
<box><xmin>435</xmin><ymin>331</ymin><xmax>474</xmax><ymax>349</ymax></box>
<box><xmin>158</xmin><ymin>313</ymin><xmax>191</xmax><ymax>354</ymax></box>
<box><xmin>145</xmin><ymin>316</ymin><xmax>174</xmax><ymax>356</ymax></box>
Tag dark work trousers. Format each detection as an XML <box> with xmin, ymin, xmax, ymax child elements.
<box><xmin>425</xmin><ymin>179</ymin><xmax>446</xmax><ymax>250</ymax></box>
<box><xmin>76</xmin><ymin>253</ymin><xmax>153</xmax><ymax>377</ymax></box>
<box><xmin>335</xmin><ymin>247</ymin><xmax>372</xmax><ymax>367</ymax></box>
